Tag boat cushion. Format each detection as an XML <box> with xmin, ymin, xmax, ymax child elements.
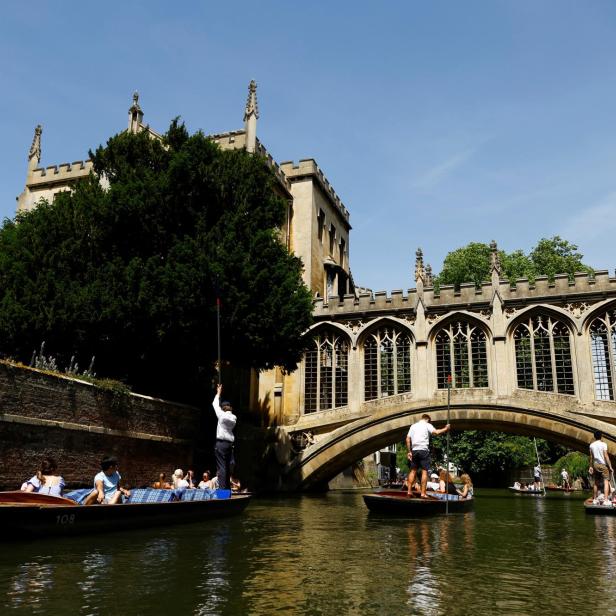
<box><xmin>64</xmin><ymin>488</ymin><xmax>95</xmax><ymax>505</ymax></box>
<box><xmin>181</xmin><ymin>488</ymin><xmax>216</xmax><ymax>502</ymax></box>
<box><xmin>125</xmin><ymin>488</ymin><xmax>176</xmax><ymax>504</ymax></box>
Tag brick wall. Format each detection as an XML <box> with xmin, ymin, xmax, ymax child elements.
<box><xmin>0</xmin><ymin>361</ymin><xmax>201</xmax><ymax>490</ymax></box>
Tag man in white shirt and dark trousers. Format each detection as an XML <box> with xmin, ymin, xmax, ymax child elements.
<box><xmin>590</xmin><ymin>430</ymin><xmax>613</xmax><ymax>505</ymax></box>
<box><xmin>406</xmin><ymin>414</ymin><xmax>450</xmax><ymax>498</ymax></box>
<box><xmin>212</xmin><ymin>384</ymin><xmax>237</xmax><ymax>491</ymax></box>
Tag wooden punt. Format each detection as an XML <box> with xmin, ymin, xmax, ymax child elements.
<box><xmin>508</xmin><ymin>487</ymin><xmax>544</xmax><ymax>495</ymax></box>
<box><xmin>363</xmin><ymin>490</ymin><xmax>474</xmax><ymax>515</ymax></box>
<box><xmin>545</xmin><ymin>485</ymin><xmax>575</xmax><ymax>493</ymax></box>
<box><xmin>584</xmin><ymin>498</ymin><xmax>616</xmax><ymax>515</ymax></box>
<box><xmin>0</xmin><ymin>491</ymin><xmax>251</xmax><ymax>539</ymax></box>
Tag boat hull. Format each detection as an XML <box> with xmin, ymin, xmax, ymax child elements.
<box><xmin>363</xmin><ymin>491</ymin><xmax>474</xmax><ymax>515</ymax></box>
<box><xmin>508</xmin><ymin>487</ymin><xmax>544</xmax><ymax>495</ymax></box>
<box><xmin>0</xmin><ymin>492</ymin><xmax>251</xmax><ymax>539</ymax></box>
<box><xmin>584</xmin><ymin>499</ymin><xmax>616</xmax><ymax>515</ymax></box>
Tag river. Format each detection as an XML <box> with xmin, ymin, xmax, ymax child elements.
<box><xmin>1</xmin><ymin>490</ymin><xmax>614</xmax><ymax>615</ymax></box>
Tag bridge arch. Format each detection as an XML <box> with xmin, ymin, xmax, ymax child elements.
<box><xmin>286</xmin><ymin>400</ymin><xmax>616</xmax><ymax>490</ymax></box>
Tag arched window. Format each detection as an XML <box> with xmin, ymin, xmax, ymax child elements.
<box><xmin>589</xmin><ymin>309</ymin><xmax>616</xmax><ymax>401</ymax></box>
<box><xmin>304</xmin><ymin>329</ymin><xmax>349</xmax><ymax>413</ymax></box>
<box><xmin>364</xmin><ymin>326</ymin><xmax>412</xmax><ymax>400</ymax></box>
<box><xmin>513</xmin><ymin>315</ymin><xmax>574</xmax><ymax>394</ymax></box>
<box><xmin>435</xmin><ymin>321</ymin><xmax>488</xmax><ymax>389</ymax></box>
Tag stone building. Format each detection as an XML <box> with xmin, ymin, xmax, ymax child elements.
<box><xmin>15</xmin><ymin>82</ymin><xmax>354</xmax><ymax>427</ymax></box>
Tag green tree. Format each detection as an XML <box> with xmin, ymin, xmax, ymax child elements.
<box><xmin>0</xmin><ymin>120</ymin><xmax>313</xmax><ymax>402</ymax></box>
<box><xmin>553</xmin><ymin>451</ymin><xmax>590</xmax><ymax>482</ymax></box>
<box><xmin>529</xmin><ymin>236</ymin><xmax>592</xmax><ymax>282</ymax></box>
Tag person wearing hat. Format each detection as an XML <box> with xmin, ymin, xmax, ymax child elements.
<box><xmin>426</xmin><ymin>473</ymin><xmax>440</xmax><ymax>492</ymax></box>
<box><xmin>212</xmin><ymin>383</ymin><xmax>237</xmax><ymax>490</ymax></box>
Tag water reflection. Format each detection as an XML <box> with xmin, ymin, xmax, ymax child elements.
<box><xmin>0</xmin><ymin>491</ymin><xmax>615</xmax><ymax>616</ymax></box>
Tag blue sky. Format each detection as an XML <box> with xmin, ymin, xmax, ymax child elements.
<box><xmin>1</xmin><ymin>2</ymin><xmax>615</xmax><ymax>291</ymax></box>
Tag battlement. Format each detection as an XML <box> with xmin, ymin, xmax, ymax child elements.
<box><xmin>28</xmin><ymin>160</ymin><xmax>92</xmax><ymax>187</ymax></box>
<box><xmin>313</xmin><ymin>270</ymin><xmax>616</xmax><ymax>317</ymax></box>
<box><xmin>280</xmin><ymin>159</ymin><xmax>350</xmax><ymax>226</ymax></box>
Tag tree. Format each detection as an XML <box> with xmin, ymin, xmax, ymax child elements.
<box><xmin>435</xmin><ymin>236</ymin><xmax>591</xmax><ymax>289</ymax></box>
<box><xmin>0</xmin><ymin>120</ymin><xmax>314</xmax><ymax>402</ymax></box>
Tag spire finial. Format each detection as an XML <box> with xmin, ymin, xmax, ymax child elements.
<box><xmin>244</xmin><ymin>80</ymin><xmax>259</xmax><ymax>121</ymax></box>
<box><xmin>128</xmin><ymin>90</ymin><xmax>144</xmax><ymax>133</ymax></box>
<box><xmin>425</xmin><ymin>264</ymin><xmax>433</xmax><ymax>286</ymax></box>
<box><xmin>490</xmin><ymin>240</ymin><xmax>501</xmax><ymax>274</ymax></box>
<box><xmin>415</xmin><ymin>247</ymin><xmax>425</xmax><ymax>283</ymax></box>
<box><xmin>29</xmin><ymin>125</ymin><xmax>42</xmax><ymax>162</ymax></box>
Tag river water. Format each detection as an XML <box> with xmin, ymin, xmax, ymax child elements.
<box><xmin>1</xmin><ymin>490</ymin><xmax>614</xmax><ymax>616</ymax></box>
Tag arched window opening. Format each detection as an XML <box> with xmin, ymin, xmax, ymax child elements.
<box><xmin>304</xmin><ymin>330</ymin><xmax>349</xmax><ymax>413</ymax></box>
<box><xmin>364</xmin><ymin>327</ymin><xmax>412</xmax><ymax>400</ymax></box>
<box><xmin>590</xmin><ymin>309</ymin><xmax>616</xmax><ymax>401</ymax></box>
<box><xmin>513</xmin><ymin>315</ymin><xmax>574</xmax><ymax>395</ymax></box>
<box><xmin>435</xmin><ymin>321</ymin><xmax>488</xmax><ymax>389</ymax></box>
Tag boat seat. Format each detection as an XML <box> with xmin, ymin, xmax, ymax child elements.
<box><xmin>181</xmin><ymin>488</ymin><xmax>216</xmax><ymax>502</ymax></box>
<box><xmin>125</xmin><ymin>488</ymin><xmax>176</xmax><ymax>504</ymax></box>
<box><xmin>64</xmin><ymin>488</ymin><xmax>95</xmax><ymax>505</ymax></box>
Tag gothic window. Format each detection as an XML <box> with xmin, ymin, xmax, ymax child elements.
<box><xmin>364</xmin><ymin>326</ymin><xmax>412</xmax><ymax>400</ymax></box>
<box><xmin>317</xmin><ymin>209</ymin><xmax>325</xmax><ymax>243</ymax></box>
<box><xmin>513</xmin><ymin>315</ymin><xmax>574</xmax><ymax>395</ymax></box>
<box><xmin>329</xmin><ymin>224</ymin><xmax>336</xmax><ymax>255</ymax></box>
<box><xmin>435</xmin><ymin>321</ymin><xmax>488</xmax><ymax>389</ymax></box>
<box><xmin>304</xmin><ymin>329</ymin><xmax>349</xmax><ymax>413</ymax></box>
<box><xmin>590</xmin><ymin>309</ymin><xmax>616</xmax><ymax>401</ymax></box>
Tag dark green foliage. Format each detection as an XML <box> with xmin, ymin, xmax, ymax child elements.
<box><xmin>0</xmin><ymin>121</ymin><xmax>313</xmax><ymax>402</ymax></box>
<box><xmin>552</xmin><ymin>451</ymin><xmax>590</xmax><ymax>481</ymax></box>
<box><xmin>435</xmin><ymin>236</ymin><xmax>592</xmax><ymax>289</ymax></box>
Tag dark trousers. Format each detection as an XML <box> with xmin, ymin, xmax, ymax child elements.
<box><xmin>215</xmin><ymin>439</ymin><xmax>233</xmax><ymax>490</ymax></box>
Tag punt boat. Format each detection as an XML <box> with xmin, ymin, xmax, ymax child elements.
<box><xmin>584</xmin><ymin>498</ymin><xmax>616</xmax><ymax>515</ymax></box>
<box><xmin>0</xmin><ymin>490</ymin><xmax>251</xmax><ymax>539</ymax></box>
<box><xmin>363</xmin><ymin>490</ymin><xmax>474</xmax><ymax>515</ymax></box>
<box><xmin>508</xmin><ymin>486</ymin><xmax>544</xmax><ymax>495</ymax></box>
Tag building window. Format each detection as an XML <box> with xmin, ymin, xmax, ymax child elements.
<box><xmin>435</xmin><ymin>321</ymin><xmax>488</xmax><ymax>389</ymax></box>
<box><xmin>339</xmin><ymin>238</ymin><xmax>346</xmax><ymax>268</ymax></box>
<box><xmin>329</xmin><ymin>224</ymin><xmax>336</xmax><ymax>255</ymax></box>
<box><xmin>513</xmin><ymin>315</ymin><xmax>574</xmax><ymax>395</ymax></box>
<box><xmin>364</xmin><ymin>326</ymin><xmax>412</xmax><ymax>400</ymax></box>
<box><xmin>590</xmin><ymin>309</ymin><xmax>616</xmax><ymax>401</ymax></box>
<box><xmin>317</xmin><ymin>209</ymin><xmax>325</xmax><ymax>243</ymax></box>
<box><xmin>304</xmin><ymin>329</ymin><xmax>349</xmax><ymax>413</ymax></box>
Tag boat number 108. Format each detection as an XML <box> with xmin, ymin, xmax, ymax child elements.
<box><xmin>55</xmin><ymin>514</ymin><xmax>76</xmax><ymax>525</ymax></box>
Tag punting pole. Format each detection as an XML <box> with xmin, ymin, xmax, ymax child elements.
<box><xmin>446</xmin><ymin>374</ymin><xmax>452</xmax><ymax>515</ymax></box>
<box><xmin>533</xmin><ymin>437</ymin><xmax>546</xmax><ymax>496</ymax></box>
<box><xmin>216</xmin><ymin>297</ymin><xmax>222</xmax><ymax>385</ymax></box>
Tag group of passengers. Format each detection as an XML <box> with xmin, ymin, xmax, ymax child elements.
<box><xmin>20</xmin><ymin>455</ymin><xmax>242</xmax><ymax>505</ymax></box>
<box><xmin>405</xmin><ymin>468</ymin><xmax>473</xmax><ymax>499</ymax></box>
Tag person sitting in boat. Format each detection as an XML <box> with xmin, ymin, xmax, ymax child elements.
<box><xmin>21</xmin><ymin>457</ymin><xmax>65</xmax><ymax>497</ymax></box>
<box><xmin>457</xmin><ymin>473</ymin><xmax>473</xmax><ymax>499</ymax></box>
<box><xmin>438</xmin><ymin>469</ymin><xmax>458</xmax><ymax>495</ymax></box>
<box><xmin>426</xmin><ymin>473</ymin><xmax>440</xmax><ymax>492</ymax></box>
<box><xmin>230</xmin><ymin>475</ymin><xmax>241</xmax><ymax>492</ymax></box>
<box><xmin>152</xmin><ymin>472</ymin><xmax>171</xmax><ymax>489</ymax></box>
<box><xmin>172</xmin><ymin>469</ymin><xmax>189</xmax><ymax>491</ymax></box>
<box><xmin>186</xmin><ymin>469</ymin><xmax>196</xmax><ymax>489</ymax></box>
<box><xmin>84</xmin><ymin>457</ymin><xmax>130</xmax><ymax>505</ymax></box>
<box><xmin>198</xmin><ymin>471</ymin><xmax>212</xmax><ymax>489</ymax></box>
<box><xmin>513</xmin><ymin>481</ymin><xmax>521</xmax><ymax>490</ymax></box>
<box><xmin>520</xmin><ymin>482</ymin><xmax>528</xmax><ymax>491</ymax></box>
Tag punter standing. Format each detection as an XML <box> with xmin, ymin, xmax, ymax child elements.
<box><xmin>406</xmin><ymin>414</ymin><xmax>450</xmax><ymax>498</ymax></box>
<box><xmin>212</xmin><ymin>383</ymin><xmax>237</xmax><ymax>490</ymax></box>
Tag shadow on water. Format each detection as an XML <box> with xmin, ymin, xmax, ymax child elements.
<box><xmin>1</xmin><ymin>490</ymin><xmax>615</xmax><ymax>615</ymax></box>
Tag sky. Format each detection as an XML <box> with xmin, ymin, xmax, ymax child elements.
<box><xmin>1</xmin><ymin>1</ymin><xmax>616</xmax><ymax>292</ymax></box>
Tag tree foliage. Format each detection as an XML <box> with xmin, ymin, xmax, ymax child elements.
<box><xmin>552</xmin><ymin>451</ymin><xmax>590</xmax><ymax>481</ymax></box>
<box><xmin>0</xmin><ymin>121</ymin><xmax>313</xmax><ymax>402</ymax></box>
<box><xmin>435</xmin><ymin>236</ymin><xmax>592</xmax><ymax>289</ymax></box>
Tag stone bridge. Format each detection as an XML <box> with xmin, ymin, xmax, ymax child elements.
<box><xmin>278</xmin><ymin>246</ymin><xmax>616</xmax><ymax>489</ymax></box>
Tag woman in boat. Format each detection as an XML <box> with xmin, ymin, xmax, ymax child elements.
<box><xmin>172</xmin><ymin>469</ymin><xmax>189</xmax><ymax>490</ymax></box>
<box><xmin>198</xmin><ymin>471</ymin><xmax>211</xmax><ymax>489</ymax></box>
<box><xmin>457</xmin><ymin>473</ymin><xmax>473</xmax><ymax>499</ymax></box>
<box><xmin>21</xmin><ymin>458</ymin><xmax>65</xmax><ymax>497</ymax></box>
<box><xmin>438</xmin><ymin>469</ymin><xmax>458</xmax><ymax>495</ymax></box>
<box><xmin>152</xmin><ymin>472</ymin><xmax>171</xmax><ymax>489</ymax></box>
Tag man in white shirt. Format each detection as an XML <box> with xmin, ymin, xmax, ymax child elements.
<box><xmin>560</xmin><ymin>468</ymin><xmax>570</xmax><ymax>490</ymax></box>
<box><xmin>533</xmin><ymin>465</ymin><xmax>542</xmax><ymax>491</ymax></box>
<box><xmin>406</xmin><ymin>414</ymin><xmax>450</xmax><ymax>498</ymax></box>
<box><xmin>212</xmin><ymin>383</ymin><xmax>237</xmax><ymax>491</ymax></box>
<box><xmin>590</xmin><ymin>430</ymin><xmax>613</xmax><ymax>505</ymax></box>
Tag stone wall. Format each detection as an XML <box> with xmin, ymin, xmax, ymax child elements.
<box><xmin>0</xmin><ymin>360</ymin><xmax>201</xmax><ymax>490</ymax></box>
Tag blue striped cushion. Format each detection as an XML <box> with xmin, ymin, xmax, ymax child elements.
<box><xmin>126</xmin><ymin>488</ymin><xmax>175</xmax><ymax>504</ymax></box>
<box><xmin>65</xmin><ymin>488</ymin><xmax>94</xmax><ymax>505</ymax></box>
<box><xmin>181</xmin><ymin>488</ymin><xmax>215</xmax><ymax>502</ymax></box>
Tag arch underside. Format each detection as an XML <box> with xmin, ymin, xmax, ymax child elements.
<box><xmin>288</xmin><ymin>403</ymin><xmax>616</xmax><ymax>490</ymax></box>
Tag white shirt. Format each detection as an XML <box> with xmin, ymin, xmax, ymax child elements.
<box><xmin>407</xmin><ymin>419</ymin><xmax>435</xmax><ymax>451</ymax></box>
<box><xmin>534</xmin><ymin>465</ymin><xmax>541</xmax><ymax>478</ymax></box>
<box><xmin>561</xmin><ymin>470</ymin><xmax>569</xmax><ymax>480</ymax></box>
<box><xmin>213</xmin><ymin>394</ymin><xmax>237</xmax><ymax>442</ymax></box>
<box><xmin>590</xmin><ymin>440</ymin><xmax>608</xmax><ymax>465</ymax></box>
